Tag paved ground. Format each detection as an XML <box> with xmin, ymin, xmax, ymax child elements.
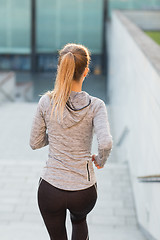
<box><xmin>0</xmin><ymin>101</ymin><xmax>147</xmax><ymax>240</ymax></box>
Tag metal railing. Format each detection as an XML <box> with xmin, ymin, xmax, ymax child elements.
<box><xmin>0</xmin><ymin>72</ymin><xmax>15</xmax><ymax>102</ymax></box>
<box><xmin>138</xmin><ymin>174</ymin><xmax>160</xmax><ymax>182</ymax></box>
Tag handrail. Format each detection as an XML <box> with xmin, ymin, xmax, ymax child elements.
<box><xmin>16</xmin><ymin>81</ymin><xmax>33</xmax><ymax>102</ymax></box>
<box><xmin>138</xmin><ymin>174</ymin><xmax>160</xmax><ymax>182</ymax></box>
<box><xmin>0</xmin><ymin>72</ymin><xmax>15</xmax><ymax>102</ymax></box>
<box><xmin>0</xmin><ymin>88</ymin><xmax>15</xmax><ymax>102</ymax></box>
<box><xmin>24</xmin><ymin>81</ymin><xmax>33</xmax><ymax>102</ymax></box>
<box><xmin>0</xmin><ymin>72</ymin><xmax>14</xmax><ymax>87</ymax></box>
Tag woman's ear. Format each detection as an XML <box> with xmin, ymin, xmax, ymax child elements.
<box><xmin>84</xmin><ymin>67</ymin><xmax>89</xmax><ymax>77</ymax></box>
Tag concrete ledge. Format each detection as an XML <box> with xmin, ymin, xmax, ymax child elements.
<box><xmin>114</xmin><ymin>10</ymin><xmax>160</xmax><ymax>76</ymax></box>
<box><xmin>122</xmin><ymin>10</ymin><xmax>160</xmax><ymax>30</ymax></box>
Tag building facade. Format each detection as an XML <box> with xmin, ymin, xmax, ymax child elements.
<box><xmin>0</xmin><ymin>0</ymin><xmax>104</xmax><ymax>71</ymax></box>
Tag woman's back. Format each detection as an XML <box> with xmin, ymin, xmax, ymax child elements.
<box><xmin>30</xmin><ymin>90</ymin><xmax>112</xmax><ymax>190</ymax></box>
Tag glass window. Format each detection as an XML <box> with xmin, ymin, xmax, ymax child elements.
<box><xmin>37</xmin><ymin>0</ymin><xmax>58</xmax><ymax>53</ymax></box>
<box><xmin>0</xmin><ymin>0</ymin><xmax>31</xmax><ymax>54</ymax></box>
<box><xmin>37</xmin><ymin>0</ymin><xmax>103</xmax><ymax>54</ymax></box>
<box><xmin>81</xmin><ymin>0</ymin><xmax>103</xmax><ymax>54</ymax></box>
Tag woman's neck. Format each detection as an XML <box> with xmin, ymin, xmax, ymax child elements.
<box><xmin>71</xmin><ymin>86</ymin><xmax>82</xmax><ymax>92</ymax></box>
<box><xmin>71</xmin><ymin>79</ymin><xmax>83</xmax><ymax>92</ymax></box>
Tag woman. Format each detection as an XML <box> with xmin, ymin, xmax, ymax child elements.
<box><xmin>29</xmin><ymin>43</ymin><xmax>113</xmax><ymax>240</ymax></box>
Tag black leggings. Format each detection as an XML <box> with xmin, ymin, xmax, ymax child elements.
<box><xmin>37</xmin><ymin>178</ymin><xmax>97</xmax><ymax>240</ymax></box>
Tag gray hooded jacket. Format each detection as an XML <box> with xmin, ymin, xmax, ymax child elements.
<box><xmin>29</xmin><ymin>90</ymin><xmax>113</xmax><ymax>190</ymax></box>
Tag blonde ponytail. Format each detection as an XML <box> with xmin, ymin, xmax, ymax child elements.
<box><xmin>49</xmin><ymin>52</ymin><xmax>75</xmax><ymax>121</ymax></box>
<box><xmin>42</xmin><ymin>43</ymin><xmax>90</xmax><ymax>122</ymax></box>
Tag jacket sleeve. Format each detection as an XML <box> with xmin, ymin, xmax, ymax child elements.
<box><xmin>93</xmin><ymin>100</ymin><xmax>113</xmax><ymax>167</ymax></box>
<box><xmin>29</xmin><ymin>96</ymin><xmax>49</xmax><ymax>150</ymax></box>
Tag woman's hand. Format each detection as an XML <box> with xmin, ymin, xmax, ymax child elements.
<box><xmin>92</xmin><ymin>154</ymin><xmax>104</xmax><ymax>169</ymax></box>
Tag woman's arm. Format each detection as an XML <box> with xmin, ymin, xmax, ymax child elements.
<box><xmin>93</xmin><ymin>100</ymin><xmax>113</xmax><ymax>168</ymax></box>
<box><xmin>29</xmin><ymin>96</ymin><xmax>49</xmax><ymax>150</ymax></box>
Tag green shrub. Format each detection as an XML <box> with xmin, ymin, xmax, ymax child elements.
<box><xmin>145</xmin><ymin>31</ymin><xmax>160</xmax><ymax>45</ymax></box>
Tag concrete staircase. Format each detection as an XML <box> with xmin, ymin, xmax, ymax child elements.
<box><xmin>91</xmin><ymin>161</ymin><xmax>137</xmax><ymax>228</ymax></box>
<box><xmin>0</xmin><ymin>102</ymin><xmax>147</xmax><ymax>240</ymax></box>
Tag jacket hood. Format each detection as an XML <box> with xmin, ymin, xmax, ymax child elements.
<box><xmin>57</xmin><ymin>91</ymin><xmax>91</xmax><ymax>128</ymax></box>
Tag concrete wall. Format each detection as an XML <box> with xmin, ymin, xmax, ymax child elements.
<box><xmin>107</xmin><ymin>10</ymin><xmax>160</xmax><ymax>240</ymax></box>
